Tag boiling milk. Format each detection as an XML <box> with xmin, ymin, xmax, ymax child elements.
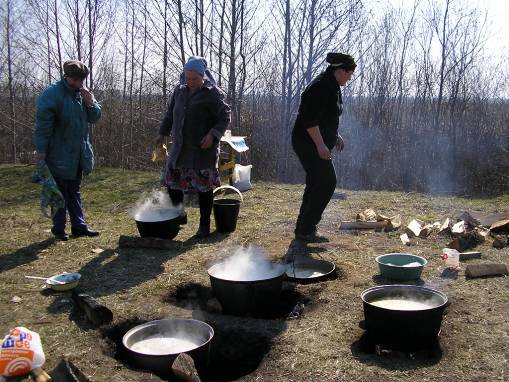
<box><xmin>130</xmin><ymin>336</ymin><xmax>198</xmax><ymax>355</ymax></box>
<box><xmin>370</xmin><ymin>298</ymin><xmax>433</xmax><ymax>310</ymax></box>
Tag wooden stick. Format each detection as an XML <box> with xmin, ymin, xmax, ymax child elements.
<box><xmin>339</xmin><ymin>221</ymin><xmax>388</xmax><ymax>230</ymax></box>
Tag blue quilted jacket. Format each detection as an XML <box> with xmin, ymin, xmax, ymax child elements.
<box><xmin>33</xmin><ymin>78</ymin><xmax>101</xmax><ymax>180</ymax></box>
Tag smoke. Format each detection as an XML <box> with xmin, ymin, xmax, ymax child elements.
<box><xmin>129</xmin><ymin>189</ymin><xmax>181</xmax><ymax>222</ymax></box>
<box><xmin>208</xmin><ymin>245</ymin><xmax>285</xmax><ymax>282</ymax></box>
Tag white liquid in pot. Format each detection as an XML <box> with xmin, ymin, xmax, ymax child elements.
<box><xmin>130</xmin><ymin>336</ymin><xmax>198</xmax><ymax>355</ymax></box>
<box><xmin>288</xmin><ymin>269</ymin><xmax>325</xmax><ymax>278</ymax></box>
<box><xmin>370</xmin><ymin>298</ymin><xmax>433</xmax><ymax>310</ymax></box>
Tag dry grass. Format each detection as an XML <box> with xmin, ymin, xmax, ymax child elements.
<box><xmin>1</xmin><ymin>165</ymin><xmax>508</xmax><ymax>381</ymax></box>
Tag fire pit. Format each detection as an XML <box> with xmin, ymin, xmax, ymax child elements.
<box><xmin>208</xmin><ymin>262</ymin><xmax>286</xmax><ymax>317</ymax></box>
<box><xmin>122</xmin><ymin>319</ymin><xmax>213</xmax><ymax>378</ymax></box>
<box><xmin>360</xmin><ymin>285</ymin><xmax>448</xmax><ymax>351</ymax></box>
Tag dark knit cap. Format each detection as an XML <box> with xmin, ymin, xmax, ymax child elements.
<box><xmin>63</xmin><ymin>60</ymin><xmax>89</xmax><ymax>79</ymax></box>
<box><xmin>326</xmin><ymin>52</ymin><xmax>356</xmax><ymax>71</ymax></box>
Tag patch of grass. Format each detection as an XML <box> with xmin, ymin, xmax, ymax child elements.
<box><xmin>1</xmin><ymin>165</ymin><xmax>508</xmax><ymax>382</ymax></box>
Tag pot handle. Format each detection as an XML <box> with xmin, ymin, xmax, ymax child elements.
<box><xmin>213</xmin><ymin>185</ymin><xmax>243</xmax><ymax>202</ymax></box>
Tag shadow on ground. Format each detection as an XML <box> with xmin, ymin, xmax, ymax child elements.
<box><xmin>0</xmin><ymin>238</ymin><xmax>55</xmax><ymax>273</ymax></box>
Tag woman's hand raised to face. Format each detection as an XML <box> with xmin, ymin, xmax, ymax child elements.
<box><xmin>200</xmin><ymin>133</ymin><xmax>215</xmax><ymax>149</ymax></box>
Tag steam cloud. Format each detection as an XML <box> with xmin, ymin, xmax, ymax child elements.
<box><xmin>209</xmin><ymin>245</ymin><xmax>285</xmax><ymax>281</ymax></box>
<box><xmin>129</xmin><ymin>189</ymin><xmax>181</xmax><ymax>222</ymax></box>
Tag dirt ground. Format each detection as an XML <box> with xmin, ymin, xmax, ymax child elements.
<box><xmin>1</xmin><ymin>165</ymin><xmax>508</xmax><ymax>382</ymax></box>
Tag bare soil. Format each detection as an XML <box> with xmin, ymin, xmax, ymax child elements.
<box><xmin>1</xmin><ymin>165</ymin><xmax>508</xmax><ymax>381</ymax></box>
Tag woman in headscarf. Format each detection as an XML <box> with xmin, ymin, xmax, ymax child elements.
<box><xmin>292</xmin><ymin>52</ymin><xmax>356</xmax><ymax>242</ymax></box>
<box><xmin>156</xmin><ymin>56</ymin><xmax>231</xmax><ymax>238</ymax></box>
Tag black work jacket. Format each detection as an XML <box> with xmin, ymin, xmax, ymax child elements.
<box><xmin>292</xmin><ymin>69</ymin><xmax>342</xmax><ymax>149</ymax></box>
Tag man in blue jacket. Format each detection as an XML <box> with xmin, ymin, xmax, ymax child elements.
<box><xmin>34</xmin><ymin>60</ymin><xmax>102</xmax><ymax>241</ymax></box>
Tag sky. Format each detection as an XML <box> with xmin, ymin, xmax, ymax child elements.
<box><xmin>384</xmin><ymin>0</ymin><xmax>509</xmax><ymax>51</ymax></box>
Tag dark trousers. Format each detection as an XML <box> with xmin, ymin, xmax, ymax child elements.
<box><xmin>167</xmin><ymin>188</ymin><xmax>213</xmax><ymax>228</ymax></box>
<box><xmin>292</xmin><ymin>136</ymin><xmax>337</xmax><ymax>235</ymax></box>
<box><xmin>52</xmin><ymin>176</ymin><xmax>87</xmax><ymax>234</ymax></box>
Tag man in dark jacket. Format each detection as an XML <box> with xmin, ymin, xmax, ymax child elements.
<box><xmin>34</xmin><ymin>60</ymin><xmax>102</xmax><ymax>241</ymax></box>
<box><xmin>292</xmin><ymin>53</ymin><xmax>356</xmax><ymax>242</ymax></box>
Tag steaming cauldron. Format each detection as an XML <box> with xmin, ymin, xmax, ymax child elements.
<box><xmin>135</xmin><ymin>208</ymin><xmax>180</xmax><ymax>239</ymax></box>
<box><xmin>360</xmin><ymin>285</ymin><xmax>448</xmax><ymax>351</ymax></box>
<box><xmin>208</xmin><ymin>263</ymin><xmax>285</xmax><ymax>316</ymax></box>
<box><xmin>122</xmin><ymin>319</ymin><xmax>214</xmax><ymax>378</ymax></box>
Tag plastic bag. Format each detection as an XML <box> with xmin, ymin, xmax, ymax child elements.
<box><xmin>441</xmin><ymin>248</ymin><xmax>460</xmax><ymax>270</ymax></box>
<box><xmin>232</xmin><ymin>164</ymin><xmax>252</xmax><ymax>192</ymax></box>
<box><xmin>151</xmin><ymin>144</ymin><xmax>168</xmax><ymax>162</ymax></box>
<box><xmin>0</xmin><ymin>327</ymin><xmax>45</xmax><ymax>377</ymax></box>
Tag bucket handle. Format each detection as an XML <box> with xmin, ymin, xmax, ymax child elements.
<box><xmin>213</xmin><ymin>185</ymin><xmax>243</xmax><ymax>202</ymax></box>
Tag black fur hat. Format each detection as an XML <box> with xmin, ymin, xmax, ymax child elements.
<box><xmin>326</xmin><ymin>53</ymin><xmax>356</xmax><ymax>71</ymax></box>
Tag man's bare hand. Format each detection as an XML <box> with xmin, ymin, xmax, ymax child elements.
<box><xmin>80</xmin><ymin>86</ymin><xmax>94</xmax><ymax>106</ymax></box>
<box><xmin>336</xmin><ymin>134</ymin><xmax>345</xmax><ymax>152</ymax></box>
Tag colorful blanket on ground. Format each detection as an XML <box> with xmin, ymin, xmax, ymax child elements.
<box><xmin>31</xmin><ymin>161</ymin><xmax>65</xmax><ymax>218</ymax></box>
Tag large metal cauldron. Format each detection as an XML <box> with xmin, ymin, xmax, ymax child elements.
<box><xmin>122</xmin><ymin>319</ymin><xmax>214</xmax><ymax>378</ymax></box>
<box><xmin>208</xmin><ymin>263</ymin><xmax>285</xmax><ymax>317</ymax></box>
<box><xmin>134</xmin><ymin>209</ymin><xmax>180</xmax><ymax>239</ymax></box>
<box><xmin>360</xmin><ymin>285</ymin><xmax>448</xmax><ymax>350</ymax></box>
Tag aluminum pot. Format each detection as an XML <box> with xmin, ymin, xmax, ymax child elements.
<box><xmin>122</xmin><ymin>319</ymin><xmax>214</xmax><ymax>378</ymax></box>
<box><xmin>360</xmin><ymin>285</ymin><xmax>448</xmax><ymax>350</ymax></box>
<box><xmin>208</xmin><ymin>263</ymin><xmax>285</xmax><ymax>317</ymax></box>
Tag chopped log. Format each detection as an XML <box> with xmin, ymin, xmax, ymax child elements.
<box><xmin>438</xmin><ymin>218</ymin><xmax>451</xmax><ymax>236</ymax></box>
<box><xmin>72</xmin><ymin>290</ymin><xmax>113</xmax><ymax>326</ymax></box>
<box><xmin>468</xmin><ymin>211</ymin><xmax>509</xmax><ymax>227</ymax></box>
<box><xmin>356</xmin><ymin>208</ymin><xmax>377</xmax><ymax>222</ymax></box>
<box><xmin>475</xmin><ymin>226</ymin><xmax>491</xmax><ymax>239</ymax></box>
<box><xmin>451</xmin><ymin>221</ymin><xmax>466</xmax><ymax>236</ymax></box>
<box><xmin>459</xmin><ymin>251</ymin><xmax>482</xmax><ymax>261</ymax></box>
<box><xmin>447</xmin><ymin>231</ymin><xmax>484</xmax><ymax>252</ymax></box>
<box><xmin>457</xmin><ymin>211</ymin><xmax>481</xmax><ymax>227</ymax></box>
<box><xmin>118</xmin><ymin>235</ymin><xmax>182</xmax><ymax>250</ymax></box>
<box><xmin>339</xmin><ymin>221</ymin><xmax>388</xmax><ymax>230</ymax></box>
<box><xmin>492</xmin><ymin>234</ymin><xmax>509</xmax><ymax>249</ymax></box>
<box><xmin>419</xmin><ymin>224</ymin><xmax>434</xmax><ymax>238</ymax></box>
<box><xmin>377</xmin><ymin>214</ymin><xmax>401</xmax><ymax>231</ymax></box>
<box><xmin>171</xmin><ymin>353</ymin><xmax>202</xmax><ymax>382</ymax></box>
<box><xmin>405</xmin><ymin>219</ymin><xmax>424</xmax><ymax>237</ymax></box>
<box><xmin>400</xmin><ymin>233</ymin><xmax>411</xmax><ymax>246</ymax></box>
<box><xmin>490</xmin><ymin>219</ymin><xmax>509</xmax><ymax>233</ymax></box>
<box><xmin>465</xmin><ymin>263</ymin><xmax>508</xmax><ymax>278</ymax></box>
<box><xmin>32</xmin><ymin>368</ymin><xmax>52</xmax><ymax>382</ymax></box>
